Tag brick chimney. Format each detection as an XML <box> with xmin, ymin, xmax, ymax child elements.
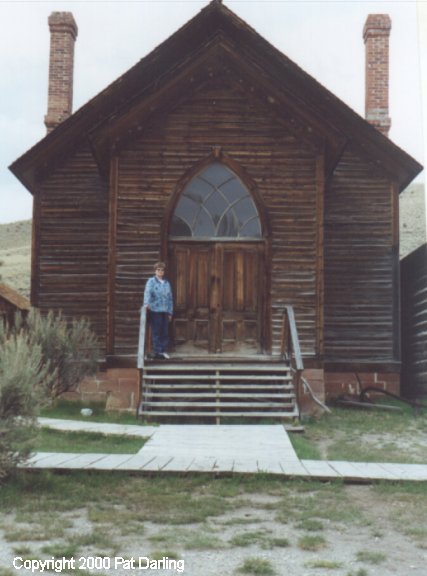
<box><xmin>44</xmin><ymin>12</ymin><xmax>78</xmax><ymax>133</ymax></box>
<box><xmin>363</xmin><ymin>14</ymin><xmax>392</xmax><ymax>136</ymax></box>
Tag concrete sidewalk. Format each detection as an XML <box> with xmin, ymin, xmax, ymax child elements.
<box><xmin>28</xmin><ymin>418</ymin><xmax>427</xmax><ymax>482</ymax></box>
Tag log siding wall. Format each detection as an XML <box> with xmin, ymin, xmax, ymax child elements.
<box><xmin>33</xmin><ymin>86</ymin><xmax>400</xmax><ymax>370</ymax></box>
<box><xmin>114</xmin><ymin>81</ymin><xmax>319</xmax><ymax>356</ymax></box>
<box><xmin>401</xmin><ymin>244</ymin><xmax>427</xmax><ymax>398</ymax></box>
<box><xmin>324</xmin><ymin>146</ymin><xmax>396</xmax><ymax>363</ymax></box>
<box><xmin>37</xmin><ymin>146</ymin><xmax>109</xmax><ymax>346</ymax></box>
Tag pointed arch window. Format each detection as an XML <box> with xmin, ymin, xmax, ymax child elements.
<box><xmin>170</xmin><ymin>163</ymin><xmax>262</xmax><ymax>239</ymax></box>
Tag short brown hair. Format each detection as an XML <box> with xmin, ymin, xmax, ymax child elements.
<box><xmin>154</xmin><ymin>261</ymin><xmax>166</xmax><ymax>270</ymax></box>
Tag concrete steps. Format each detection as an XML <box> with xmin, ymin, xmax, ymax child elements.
<box><xmin>138</xmin><ymin>361</ymin><xmax>298</xmax><ymax>422</ymax></box>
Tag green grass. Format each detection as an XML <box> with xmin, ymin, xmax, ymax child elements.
<box><xmin>275</xmin><ymin>479</ymin><xmax>366</xmax><ymax>527</ymax></box>
<box><xmin>296</xmin><ymin>518</ymin><xmax>324</xmax><ymax>531</ymax></box>
<box><xmin>295</xmin><ymin>404</ymin><xmax>427</xmax><ymax>464</ymax></box>
<box><xmin>267</xmin><ymin>537</ymin><xmax>291</xmax><ymax>548</ymax></box>
<box><xmin>148</xmin><ymin>526</ymin><xmax>222</xmax><ymax>550</ymax></box>
<box><xmin>40</xmin><ymin>399</ymin><xmax>427</xmax><ymax>465</ymax></box>
<box><xmin>0</xmin><ymin>474</ymin><xmax>359</xmax><ymax>533</ymax></box>
<box><xmin>88</xmin><ymin>504</ymin><xmax>146</xmax><ymax>537</ymax></box>
<box><xmin>40</xmin><ymin>542</ymin><xmax>80</xmax><ymax>558</ymax></box>
<box><xmin>34</xmin><ymin>427</ymin><xmax>146</xmax><ymax>454</ymax></box>
<box><xmin>288</xmin><ymin>432</ymin><xmax>322</xmax><ymax>459</ymax></box>
<box><xmin>220</xmin><ymin>516</ymin><xmax>264</xmax><ymax>526</ymax></box>
<box><xmin>150</xmin><ymin>550</ymin><xmax>182</xmax><ymax>560</ymax></box>
<box><xmin>235</xmin><ymin>557</ymin><xmax>276</xmax><ymax>575</ymax></box>
<box><xmin>40</xmin><ymin>399</ymin><xmax>147</xmax><ymax>426</ymax></box>
<box><xmin>373</xmin><ymin>479</ymin><xmax>427</xmax><ymax>498</ymax></box>
<box><xmin>12</xmin><ymin>545</ymin><xmax>32</xmax><ymax>556</ymax></box>
<box><xmin>372</xmin><ymin>481</ymin><xmax>427</xmax><ymax>540</ymax></box>
<box><xmin>404</xmin><ymin>526</ymin><xmax>427</xmax><ymax>546</ymax></box>
<box><xmin>4</xmin><ymin>514</ymin><xmax>69</xmax><ymax>542</ymax></box>
<box><xmin>305</xmin><ymin>560</ymin><xmax>343</xmax><ymax>569</ymax></box>
<box><xmin>0</xmin><ymin>472</ymin><xmax>238</xmax><ymax>523</ymax></box>
<box><xmin>2</xmin><ymin>472</ymin><xmax>425</xmax><ymax>512</ymax></box>
<box><xmin>5</xmin><ymin>525</ymin><xmax>64</xmax><ymax>542</ymax></box>
<box><xmin>70</xmin><ymin>529</ymin><xmax>118</xmax><ymax>553</ymax></box>
<box><xmin>182</xmin><ymin>531</ymin><xmax>224</xmax><ymax>550</ymax></box>
<box><xmin>1</xmin><ymin>472</ymin><xmax>426</xmax><ymax>574</ymax></box>
<box><xmin>230</xmin><ymin>530</ymin><xmax>272</xmax><ymax>547</ymax></box>
<box><xmin>298</xmin><ymin>534</ymin><xmax>328</xmax><ymax>551</ymax></box>
<box><xmin>356</xmin><ymin>550</ymin><xmax>386</xmax><ymax>564</ymax></box>
<box><xmin>149</xmin><ymin>527</ymin><xmax>225</xmax><ymax>550</ymax></box>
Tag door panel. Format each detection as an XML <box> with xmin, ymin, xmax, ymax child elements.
<box><xmin>169</xmin><ymin>242</ymin><xmax>264</xmax><ymax>354</ymax></box>
<box><xmin>170</xmin><ymin>244</ymin><xmax>213</xmax><ymax>351</ymax></box>
<box><xmin>220</xmin><ymin>245</ymin><xmax>264</xmax><ymax>353</ymax></box>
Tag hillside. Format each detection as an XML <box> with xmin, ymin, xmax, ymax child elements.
<box><xmin>0</xmin><ymin>219</ymin><xmax>31</xmax><ymax>297</ymax></box>
<box><xmin>0</xmin><ymin>183</ymin><xmax>425</xmax><ymax>299</ymax></box>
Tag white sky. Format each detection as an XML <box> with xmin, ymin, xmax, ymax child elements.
<box><xmin>0</xmin><ymin>0</ymin><xmax>425</xmax><ymax>224</ymax></box>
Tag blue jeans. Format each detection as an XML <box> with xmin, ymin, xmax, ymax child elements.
<box><xmin>149</xmin><ymin>311</ymin><xmax>169</xmax><ymax>354</ymax></box>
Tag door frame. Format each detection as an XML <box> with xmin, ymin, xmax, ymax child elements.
<box><xmin>168</xmin><ymin>238</ymin><xmax>268</xmax><ymax>354</ymax></box>
<box><xmin>161</xmin><ymin>151</ymin><xmax>272</xmax><ymax>353</ymax></box>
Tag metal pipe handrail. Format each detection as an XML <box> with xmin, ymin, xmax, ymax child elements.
<box><xmin>282</xmin><ymin>305</ymin><xmax>330</xmax><ymax>416</ymax></box>
<box><xmin>297</xmin><ymin>369</ymin><xmax>331</xmax><ymax>414</ymax></box>
<box><xmin>281</xmin><ymin>305</ymin><xmax>303</xmax><ymax>419</ymax></box>
<box><xmin>283</xmin><ymin>305</ymin><xmax>304</xmax><ymax>371</ymax></box>
<box><xmin>137</xmin><ymin>305</ymin><xmax>148</xmax><ymax>370</ymax></box>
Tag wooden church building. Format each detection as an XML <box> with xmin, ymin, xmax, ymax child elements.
<box><xmin>10</xmin><ymin>0</ymin><xmax>422</xmax><ymax>415</ymax></box>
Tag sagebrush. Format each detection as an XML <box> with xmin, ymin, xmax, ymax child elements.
<box><xmin>5</xmin><ymin>308</ymin><xmax>99</xmax><ymax>399</ymax></box>
<box><xmin>0</xmin><ymin>308</ymin><xmax>99</xmax><ymax>479</ymax></box>
<box><xmin>0</xmin><ymin>326</ymin><xmax>51</xmax><ymax>479</ymax></box>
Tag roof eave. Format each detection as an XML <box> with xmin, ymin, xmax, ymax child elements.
<box><xmin>9</xmin><ymin>0</ymin><xmax>423</xmax><ymax>192</ymax></box>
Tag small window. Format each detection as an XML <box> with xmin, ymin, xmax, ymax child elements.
<box><xmin>170</xmin><ymin>163</ymin><xmax>262</xmax><ymax>239</ymax></box>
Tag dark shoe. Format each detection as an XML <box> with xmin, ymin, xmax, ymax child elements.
<box><xmin>147</xmin><ymin>352</ymin><xmax>156</xmax><ymax>360</ymax></box>
<box><xmin>154</xmin><ymin>353</ymin><xmax>165</xmax><ymax>360</ymax></box>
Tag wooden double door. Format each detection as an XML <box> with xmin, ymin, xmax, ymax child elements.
<box><xmin>168</xmin><ymin>242</ymin><xmax>265</xmax><ymax>354</ymax></box>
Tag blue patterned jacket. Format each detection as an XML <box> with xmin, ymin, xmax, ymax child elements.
<box><xmin>143</xmin><ymin>276</ymin><xmax>173</xmax><ymax>315</ymax></box>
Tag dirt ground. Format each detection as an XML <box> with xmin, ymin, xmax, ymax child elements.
<box><xmin>311</xmin><ymin>421</ymin><xmax>427</xmax><ymax>464</ymax></box>
<box><xmin>0</xmin><ymin>410</ymin><xmax>426</xmax><ymax>575</ymax></box>
<box><xmin>0</xmin><ymin>471</ymin><xmax>425</xmax><ymax>576</ymax></box>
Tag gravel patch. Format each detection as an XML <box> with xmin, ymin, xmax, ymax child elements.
<box><xmin>1</xmin><ymin>481</ymin><xmax>426</xmax><ymax>576</ymax></box>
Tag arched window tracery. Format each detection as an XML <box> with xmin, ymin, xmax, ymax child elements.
<box><xmin>170</xmin><ymin>162</ymin><xmax>262</xmax><ymax>239</ymax></box>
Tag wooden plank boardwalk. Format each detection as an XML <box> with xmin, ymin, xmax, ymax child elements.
<box><xmin>27</xmin><ymin>419</ymin><xmax>427</xmax><ymax>482</ymax></box>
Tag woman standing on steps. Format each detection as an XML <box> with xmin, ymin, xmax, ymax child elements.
<box><xmin>143</xmin><ymin>261</ymin><xmax>173</xmax><ymax>359</ymax></box>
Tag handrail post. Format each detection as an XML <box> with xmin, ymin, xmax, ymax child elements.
<box><xmin>280</xmin><ymin>308</ymin><xmax>292</xmax><ymax>361</ymax></box>
<box><xmin>294</xmin><ymin>370</ymin><xmax>301</xmax><ymax>421</ymax></box>
<box><xmin>282</xmin><ymin>305</ymin><xmax>329</xmax><ymax>417</ymax></box>
<box><xmin>283</xmin><ymin>305</ymin><xmax>304</xmax><ymax>421</ymax></box>
<box><xmin>136</xmin><ymin>306</ymin><xmax>148</xmax><ymax>418</ymax></box>
<box><xmin>137</xmin><ymin>305</ymin><xmax>147</xmax><ymax>370</ymax></box>
<box><xmin>280</xmin><ymin>308</ymin><xmax>286</xmax><ymax>359</ymax></box>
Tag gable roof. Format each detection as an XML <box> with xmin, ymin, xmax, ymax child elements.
<box><xmin>9</xmin><ymin>0</ymin><xmax>422</xmax><ymax>192</ymax></box>
<box><xmin>0</xmin><ymin>283</ymin><xmax>31</xmax><ymax>311</ymax></box>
